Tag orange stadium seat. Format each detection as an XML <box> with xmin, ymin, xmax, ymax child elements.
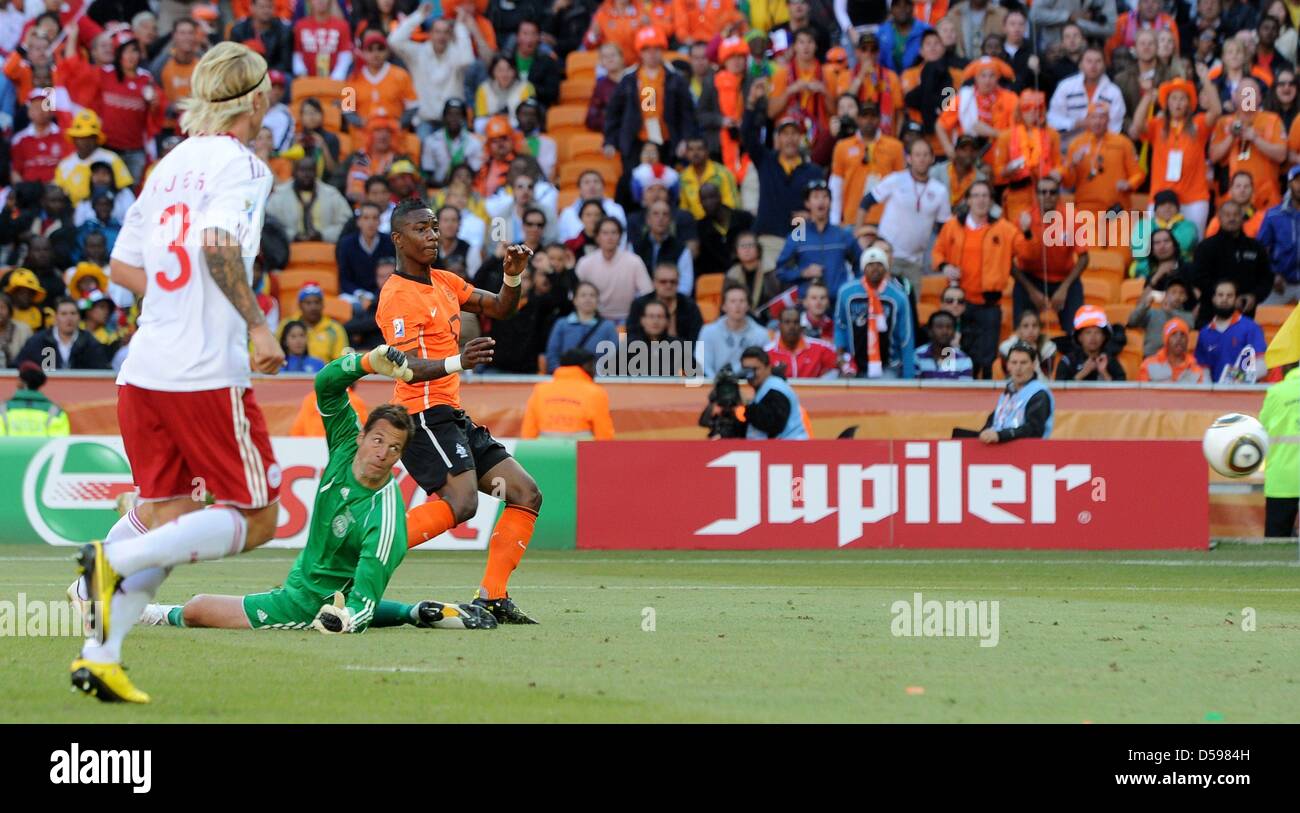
<box><xmin>547</xmin><ymin>104</ymin><xmax>589</xmax><ymax>135</ymax></box>
<box><xmin>1122</xmin><ymin>328</ymin><xmax>1145</xmax><ymax>362</ymax></box>
<box><xmin>1088</xmin><ymin>249</ymin><xmax>1126</xmax><ymax>275</ymax></box>
<box><xmin>288</xmin><ymin>242</ymin><xmax>336</xmax><ymax>268</ymax></box>
<box><xmin>335</xmin><ymin>131</ymin><xmax>352</xmax><ymax>158</ymax></box>
<box><xmin>319</xmin><ymin>104</ymin><xmax>344</xmax><ymax>133</ymax></box>
<box><xmin>560</xmin><ymin>75</ymin><xmax>597</xmax><ymax>105</ymax></box>
<box><xmin>1104</xmin><ymin>303</ymin><xmax>1134</xmax><ymax>327</ymax></box>
<box><xmin>292</xmin><ymin>77</ymin><xmax>347</xmax><ymax>103</ymax></box>
<box><xmin>919</xmin><ymin>274</ymin><xmax>948</xmax><ymax>304</ymax></box>
<box><xmin>1120</xmin><ymin>278</ymin><xmax>1145</xmax><ymax>305</ymax></box>
<box><xmin>1083</xmin><ymin>276</ymin><xmax>1118</xmax><ymax>306</ymax></box>
<box><xmin>566</xmin><ymin>50</ymin><xmax>600</xmax><ymax>78</ymax></box>
<box><xmin>323</xmin><ymin>296</ymin><xmax>353</xmax><ymax>324</ymax></box>
<box><xmin>556</xmin><ymin>186</ymin><xmax>581</xmax><ymax>212</ymax></box>
<box><xmin>557</xmin><ymin>157</ymin><xmax>620</xmax><ymax>192</ymax></box>
<box><xmin>916</xmin><ymin>301</ymin><xmax>938</xmax><ymax>325</ymax></box>
<box><xmin>278</xmin><ymin>269</ymin><xmax>338</xmax><ymax>296</ymax></box>
<box><xmin>1255</xmin><ymin>305</ymin><xmax>1292</xmax><ymax>327</ymax></box>
<box><xmin>696</xmin><ymin>274</ymin><xmax>724</xmax><ymax>322</ymax></box>
<box><xmin>1120</xmin><ymin>353</ymin><xmax>1141</xmax><ymax>381</ymax></box>
<box><xmin>559</xmin><ymin>131</ymin><xmax>606</xmax><ymax>164</ymax></box>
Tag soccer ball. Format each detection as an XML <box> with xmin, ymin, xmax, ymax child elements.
<box><xmin>1203</xmin><ymin>413</ymin><xmax>1269</xmax><ymax>478</ymax></box>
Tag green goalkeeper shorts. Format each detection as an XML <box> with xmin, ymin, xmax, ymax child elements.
<box><xmin>242</xmin><ymin>587</ymin><xmax>322</xmax><ymax>630</ymax></box>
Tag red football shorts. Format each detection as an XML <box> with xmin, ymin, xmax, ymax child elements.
<box><xmin>118</xmin><ymin>384</ymin><xmax>281</xmax><ymax>508</ymax></box>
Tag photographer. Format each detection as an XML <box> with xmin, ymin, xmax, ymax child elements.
<box><xmin>700</xmin><ymin>347</ymin><xmax>810</xmax><ymax>439</ymax></box>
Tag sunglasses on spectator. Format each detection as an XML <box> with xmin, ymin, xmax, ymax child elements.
<box><xmin>942</xmin><ymin>295</ymin><xmax>965</xmax><ymax>305</ymax></box>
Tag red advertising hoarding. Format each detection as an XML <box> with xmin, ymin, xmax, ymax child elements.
<box><xmin>576</xmin><ymin>440</ymin><xmax>1208</xmax><ymax>549</ymax></box>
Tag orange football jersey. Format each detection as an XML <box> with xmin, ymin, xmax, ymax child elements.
<box><xmin>377</xmin><ymin>269</ymin><xmax>475</xmax><ymax>412</ymax></box>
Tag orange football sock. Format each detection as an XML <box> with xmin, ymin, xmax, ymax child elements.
<box><xmin>480</xmin><ymin>505</ymin><xmax>538</xmax><ymax>599</ymax></box>
<box><xmin>406</xmin><ymin>499</ymin><xmax>456</xmax><ymax>549</ymax></box>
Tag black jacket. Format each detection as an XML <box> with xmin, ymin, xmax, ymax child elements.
<box><xmin>604</xmin><ymin>66</ymin><xmax>698</xmax><ymax>168</ymax></box>
<box><xmin>228</xmin><ymin>18</ymin><xmax>295</xmax><ymax>75</ymax></box>
<box><xmin>696</xmin><ymin>207</ymin><xmax>756</xmax><ymax>277</ymax></box>
<box><xmin>626</xmin><ymin>292</ymin><xmax>704</xmax><ymax>343</ymax></box>
<box><xmin>18</xmin><ymin>329</ymin><xmax>110</xmax><ymax>370</ymax></box>
<box><xmin>510</xmin><ymin>49</ymin><xmax>562</xmax><ymax>109</ymax></box>
<box><xmin>1192</xmin><ymin>229</ymin><xmax>1272</xmax><ymax>314</ymax></box>
<box><xmin>1054</xmin><ymin>348</ymin><xmax>1126</xmax><ymax>382</ymax></box>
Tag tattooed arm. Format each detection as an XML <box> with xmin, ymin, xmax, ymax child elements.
<box><xmin>203</xmin><ymin>228</ymin><xmax>285</xmax><ymax>374</ymax></box>
<box><xmin>460</xmin><ymin>244</ymin><xmax>531</xmax><ymax>320</ymax></box>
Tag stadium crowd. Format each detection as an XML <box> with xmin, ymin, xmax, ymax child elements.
<box><xmin>0</xmin><ymin>0</ymin><xmax>1297</xmax><ymax>396</ymax></box>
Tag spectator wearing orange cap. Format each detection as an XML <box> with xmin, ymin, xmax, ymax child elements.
<box><xmin>1056</xmin><ymin>305</ymin><xmax>1126</xmax><ymax>381</ymax></box>
<box><xmin>585</xmin><ymin>0</ymin><xmax>646</xmax><ymax>66</ymax></box>
<box><xmin>672</xmin><ymin>0</ymin><xmax>744</xmax><ymax>47</ymax></box>
<box><xmin>349</xmin><ymin>30</ymin><xmax>418</xmax><ymax>127</ymax></box>
<box><xmin>1138</xmin><ymin>317</ymin><xmax>1205</xmax><ymax>383</ymax></box>
<box><xmin>932</xmin><ymin>180</ymin><xmax>1018</xmax><ymax>378</ymax></box>
<box><xmin>1062</xmin><ymin>102</ymin><xmax>1145</xmax><ymax>220</ymax></box>
<box><xmin>936</xmin><ymin>55</ymin><xmax>1018</xmax><ymax>160</ymax></box>
<box><xmin>712</xmin><ymin>36</ymin><xmax>749</xmax><ymax>178</ymax></box>
<box><xmin>991</xmin><ymin>89</ymin><xmax>1059</xmax><ymax>225</ymax></box>
<box><xmin>342</xmin><ymin>118</ymin><xmax>413</xmax><ymax>203</ymax></box>
<box><xmin>835</xmin><ymin>32</ymin><xmax>905</xmax><ymax>137</ymax></box>
<box><xmin>1010</xmin><ymin>175</ymin><xmax>1087</xmax><ymax>333</ymax></box>
<box><xmin>768</xmin><ymin>28</ymin><xmax>834</xmax><ymax>140</ymax></box>
<box><xmin>476</xmin><ymin>115</ymin><xmax>518</xmax><ymax>197</ymax></box>
<box><xmin>604</xmin><ymin>26</ymin><xmax>698</xmax><ymax>188</ymax></box>
<box><xmin>1130</xmin><ymin>76</ymin><xmax>1223</xmax><ymax>237</ymax></box>
<box><xmin>1210</xmin><ymin>78</ymin><xmax>1287</xmax><ymax>213</ymax></box>
<box><xmin>1105</xmin><ymin>0</ymin><xmax>1179</xmax><ymax>62</ymax></box>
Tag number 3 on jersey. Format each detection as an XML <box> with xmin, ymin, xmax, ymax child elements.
<box><xmin>157</xmin><ymin>202</ymin><xmax>192</xmax><ymax>291</ymax></box>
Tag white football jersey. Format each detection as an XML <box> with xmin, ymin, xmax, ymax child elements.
<box><xmin>112</xmin><ymin>135</ymin><xmax>274</xmax><ymax>392</ymax></box>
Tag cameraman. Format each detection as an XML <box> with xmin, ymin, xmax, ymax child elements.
<box><xmin>701</xmin><ymin>347</ymin><xmax>810</xmax><ymax>439</ymax></box>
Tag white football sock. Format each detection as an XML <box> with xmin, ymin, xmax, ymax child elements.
<box><xmin>81</xmin><ymin>567</ymin><xmax>167</xmax><ymax>664</ymax></box>
<box><xmin>73</xmin><ymin>507</ymin><xmax>149</xmax><ymax>602</ymax></box>
<box><xmin>104</xmin><ymin>507</ymin><xmax>247</xmax><ymax>576</ymax></box>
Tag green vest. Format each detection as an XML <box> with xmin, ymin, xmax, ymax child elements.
<box><xmin>1260</xmin><ymin>367</ymin><xmax>1300</xmax><ymax>498</ymax></box>
<box><xmin>1</xmin><ymin>390</ymin><xmax>70</xmax><ymax>437</ymax></box>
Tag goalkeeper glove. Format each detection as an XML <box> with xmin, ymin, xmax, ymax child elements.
<box><xmin>310</xmin><ymin>592</ymin><xmax>356</xmax><ymax>634</ymax></box>
<box><xmin>366</xmin><ymin>345</ymin><xmax>413</xmax><ymax>382</ymax></box>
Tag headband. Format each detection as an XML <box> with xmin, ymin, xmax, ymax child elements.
<box><xmin>210</xmin><ymin>70</ymin><xmax>268</xmax><ymax>103</ymax></box>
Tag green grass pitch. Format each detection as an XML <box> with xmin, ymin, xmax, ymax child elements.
<box><xmin>2</xmin><ymin>546</ymin><xmax>1299</xmax><ymax>723</ymax></box>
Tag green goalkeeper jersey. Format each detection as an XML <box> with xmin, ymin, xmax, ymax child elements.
<box><xmin>282</xmin><ymin>353</ymin><xmax>407</xmax><ymax>631</ymax></box>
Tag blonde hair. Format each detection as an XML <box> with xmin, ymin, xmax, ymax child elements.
<box><xmin>178</xmin><ymin>42</ymin><xmax>270</xmax><ymax>136</ymax></box>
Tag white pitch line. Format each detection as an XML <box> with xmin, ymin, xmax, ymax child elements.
<box><xmin>343</xmin><ymin>665</ymin><xmax>447</xmax><ymax>674</ymax></box>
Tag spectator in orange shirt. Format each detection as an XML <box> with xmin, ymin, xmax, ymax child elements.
<box><xmin>149</xmin><ymin>16</ymin><xmax>202</xmax><ymax>132</ymax></box>
<box><xmin>1010</xmin><ymin>176</ymin><xmax>1088</xmax><ymax>334</ymax></box>
<box><xmin>991</xmin><ymin>90</ymin><xmax>1060</xmax><ymax>226</ymax></box>
<box><xmin>585</xmin><ymin>0</ymin><xmax>644</xmax><ymax>66</ymax></box>
<box><xmin>830</xmin><ymin>100</ymin><xmax>904</xmax><ymax>226</ymax></box>
<box><xmin>343</xmin><ymin>118</ymin><xmax>412</xmax><ymax>204</ymax></box>
<box><xmin>936</xmin><ymin>55</ymin><xmax>1018</xmax><ymax>160</ymax></box>
<box><xmin>835</xmin><ymin>32</ymin><xmax>905</xmax><ymax>137</ymax></box>
<box><xmin>1105</xmin><ymin>0</ymin><xmax>1180</xmax><ymax>61</ymax></box>
<box><xmin>931</xmin><ymin>180</ymin><xmax>1019</xmax><ymax>378</ymax></box>
<box><xmin>672</xmin><ymin>0</ymin><xmax>744</xmax><ymax>47</ymax></box>
<box><xmin>1209</xmin><ymin>78</ymin><xmax>1287</xmax><ymax>212</ymax></box>
<box><xmin>767</xmin><ymin>28</ymin><xmax>834</xmax><ymax>140</ymax></box>
<box><xmin>1138</xmin><ymin>317</ymin><xmax>1206</xmax><ymax>383</ymax></box>
<box><xmin>1207</xmin><ymin>171</ymin><xmax>1269</xmax><ymax>237</ymax></box>
<box><xmin>1129</xmin><ymin>76</ymin><xmax>1223</xmax><ymax>237</ymax></box>
<box><xmin>349</xmin><ymin>30</ymin><xmax>418</xmax><ymax>127</ymax></box>
<box><xmin>1062</xmin><ymin>102</ymin><xmax>1145</xmax><ymax>220</ymax></box>
<box><xmin>520</xmin><ymin>347</ymin><xmax>615</xmax><ymax>439</ymax></box>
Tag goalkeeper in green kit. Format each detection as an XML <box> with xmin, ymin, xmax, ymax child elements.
<box><xmin>140</xmin><ymin>344</ymin><xmax>498</xmax><ymax>633</ymax></box>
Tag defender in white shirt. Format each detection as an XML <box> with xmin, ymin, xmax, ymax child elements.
<box><xmin>71</xmin><ymin>42</ymin><xmax>291</xmax><ymax>705</ymax></box>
